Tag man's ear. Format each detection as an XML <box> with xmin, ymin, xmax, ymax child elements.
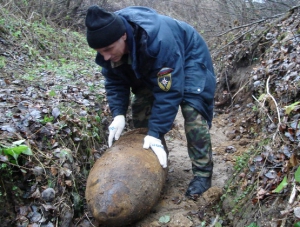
<box><xmin>122</xmin><ymin>33</ymin><xmax>127</xmax><ymax>41</ymax></box>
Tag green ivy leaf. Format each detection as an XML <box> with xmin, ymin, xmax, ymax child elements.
<box><xmin>10</xmin><ymin>145</ymin><xmax>31</xmax><ymax>155</ymax></box>
<box><xmin>60</xmin><ymin>149</ymin><xmax>73</xmax><ymax>163</ymax></box>
<box><xmin>215</xmin><ymin>222</ymin><xmax>222</xmax><ymax>227</ymax></box>
<box><xmin>294</xmin><ymin>221</ymin><xmax>300</xmax><ymax>227</ymax></box>
<box><xmin>95</xmin><ymin>115</ymin><xmax>101</xmax><ymax>123</ymax></box>
<box><xmin>3</xmin><ymin>145</ymin><xmax>32</xmax><ymax>161</ymax></box>
<box><xmin>258</xmin><ymin>93</ymin><xmax>266</xmax><ymax>101</ymax></box>
<box><xmin>49</xmin><ymin>90</ymin><xmax>56</xmax><ymax>97</ymax></box>
<box><xmin>273</xmin><ymin>176</ymin><xmax>288</xmax><ymax>193</ymax></box>
<box><xmin>285</xmin><ymin>101</ymin><xmax>300</xmax><ymax>115</ymax></box>
<box><xmin>20</xmin><ymin>146</ymin><xmax>32</xmax><ymax>156</ymax></box>
<box><xmin>159</xmin><ymin>215</ymin><xmax>170</xmax><ymax>223</ymax></box>
<box><xmin>3</xmin><ymin>147</ymin><xmax>20</xmax><ymax>160</ymax></box>
<box><xmin>295</xmin><ymin>166</ymin><xmax>300</xmax><ymax>183</ymax></box>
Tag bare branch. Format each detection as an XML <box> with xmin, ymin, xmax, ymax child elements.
<box><xmin>214</xmin><ymin>13</ymin><xmax>283</xmax><ymax>37</ymax></box>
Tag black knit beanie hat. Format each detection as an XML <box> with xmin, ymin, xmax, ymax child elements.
<box><xmin>85</xmin><ymin>5</ymin><xmax>126</xmax><ymax>49</ymax></box>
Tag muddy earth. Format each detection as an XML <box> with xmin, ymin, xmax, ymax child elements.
<box><xmin>131</xmin><ymin>109</ymin><xmax>249</xmax><ymax>227</ymax></box>
<box><xmin>2</xmin><ymin>5</ymin><xmax>300</xmax><ymax>227</ymax></box>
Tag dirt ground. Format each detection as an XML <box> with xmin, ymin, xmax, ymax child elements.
<box><xmin>131</xmin><ymin>109</ymin><xmax>249</xmax><ymax>227</ymax></box>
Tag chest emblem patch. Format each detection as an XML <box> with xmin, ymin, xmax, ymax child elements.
<box><xmin>157</xmin><ymin>67</ymin><xmax>173</xmax><ymax>92</ymax></box>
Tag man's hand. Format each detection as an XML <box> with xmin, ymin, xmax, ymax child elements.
<box><xmin>108</xmin><ymin>115</ymin><xmax>125</xmax><ymax>147</ymax></box>
<box><xmin>143</xmin><ymin>135</ymin><xmax>167</xmax><ymax>168</ymax></box>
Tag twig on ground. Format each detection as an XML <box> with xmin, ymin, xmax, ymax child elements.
<box><xmin>225</xmin><ymin>70</ymin><xmax>233</xmax><ymax>110</ymax></box>
<box><xmin>85</xmin><ymin>212</ymin><xmax>96</xmax><ymax>227</ymax></box>
<box><xmin>252</xmin><ymin>95</ymin><xmax>274</xmax><ymax>123</ymax></box>
<box><xmin>265</xmin><ymin>76</ymin><xmax>281</xmax><ymax>142</ymax></box>
<box><xmin>289</xmin><ymin>183</ymin><xmax>297</xmax><ymax>204</ymax></box>
<box><xmin>280</xmin><ymin>218</ymin><xmax>287</xmax><ymax>227</ymax></box>
<box><xmin>209</xmin><ymin>214</ymin><xmax>220</xmax><ymax>227</ymax></box>
<box><xmin>231</xmin><ymin>77</ymin><xmax>251</xmax><ymax>105</ymax></box>
<box><xmin>279</xmin><ymin>185</ymin><xmax>295</xmax><ymax>215</ymax></box>
<box><xmin>266</xmin><ymin>76</ymin><xmax>281</xmax><ymax>126</ymax></box>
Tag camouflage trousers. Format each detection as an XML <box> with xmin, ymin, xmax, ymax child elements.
<box><xmin>131</xmin><ymin>88</ymin><xmax>213</xmax><ymax>177</ymax></box>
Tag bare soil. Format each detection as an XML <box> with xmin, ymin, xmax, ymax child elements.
<box><xmin>132</xmin><ymin>109</ymin><xmax>250</xmax><ymax>227</ymax></box>
<box><xmin>2</xmin><ymin>6</ymin><xmax>299</xmax><ymax>227</ymax></box>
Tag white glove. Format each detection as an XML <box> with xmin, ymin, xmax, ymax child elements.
<box><xmin>143</xmin><ymin>135</ymin><xmax>167</xmax><ymax>168</ymax></box>
<box><xmin>108</xmin><ymin>115</ymin><xmax>125</xmax><ymax>147</ymax></box>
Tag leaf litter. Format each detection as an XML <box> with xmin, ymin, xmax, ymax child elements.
<box><xmin>0</xmin><ymin>5</ymin><xmax>300</xmax><ymax>227</ymax></box>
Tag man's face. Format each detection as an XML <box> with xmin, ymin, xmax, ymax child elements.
<box><xmin>95</xmin><ymin>33</ymin><xmax>128</xmax><ymax>63</ymax></box>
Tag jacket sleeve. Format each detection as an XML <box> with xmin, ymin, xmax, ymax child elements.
<box><xmin>102</xmin><ymin>68</ymin><xmax>130</xmax><ymax>118</ymax></box>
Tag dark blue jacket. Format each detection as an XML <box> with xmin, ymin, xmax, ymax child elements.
<box><xmin>95</xmin><ymin>6</ymin><xmax>216</xmax><ymax>139</ymax></box>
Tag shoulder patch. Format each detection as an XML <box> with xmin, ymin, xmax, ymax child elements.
<box><xmin>157</xmin><ymin>67</ymin><xmax>173</xmax><ymax>92</ymax></box>
<box><xmin>157</xmin><ymin>67</ymin><xmax>173</xmax><ymax>76</ymax></box>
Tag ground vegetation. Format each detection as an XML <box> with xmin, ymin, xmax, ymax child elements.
<box><xmin>0</xmin><ymin>1</ymin><xmax>300</xmax><ymax>226</ymax></box>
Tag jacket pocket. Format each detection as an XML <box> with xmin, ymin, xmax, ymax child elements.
<box><xmin>184</xmin><ymin>63</ymin><xmax>208</xmax><ymax>94</ymax></box>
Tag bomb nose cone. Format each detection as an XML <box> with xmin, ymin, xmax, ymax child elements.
<box><xmin>85</xmin><ymin>128</ymin><xmax>167</xmax><ymax>227</ymax></box>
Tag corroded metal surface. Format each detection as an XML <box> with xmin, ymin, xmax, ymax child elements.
<box><xmin>85</xmin><ymin>129</ymin><xmax>167</xmax><ymax>226</ymax></box>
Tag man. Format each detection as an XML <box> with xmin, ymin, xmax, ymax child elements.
<box><xmin>85</xmin><ymin>5</ymin><xmax>216</xmax><ymax>198</ymax></box>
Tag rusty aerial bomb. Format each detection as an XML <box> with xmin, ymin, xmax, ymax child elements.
<box><xmin>85</xmin><ymin>128</ymin><xmax>167</xmax><ymax>227</ymax></box>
